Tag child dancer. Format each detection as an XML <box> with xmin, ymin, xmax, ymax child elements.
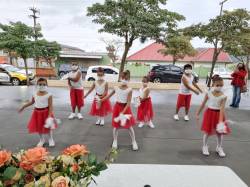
<box><xmin>85</xmin><ymin>67</ymin><xmax>112</xmax><ymax>126</ymax></box>
<box><xmin>174</xmin><ymin>64</ymin><xmax>202</xmax><ymax>121</ymax></box>
<box><xmin>102</xmin><ymin>70</ymin><xmax>138</xmax><ymax>151</ymax></box>
<box><xmin>196</xmin><ymin>75</ymin><xmax>230</xmax><ymax>157</ymax></box>
<box><xmin>137</xmin><ymin>76</ymin><xmax>155</xmax><ymax>128</ymax></box>
<box><xmin>68</xmin><ymin>63</ymin><xmax>84</xmax><ymax>120</ymax></box>
<box><xmin>19</xmin><ymin>78</ymin><xmax>57</xmax><ymax>147</ymax></box>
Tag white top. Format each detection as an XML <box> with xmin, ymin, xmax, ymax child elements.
<box><xmin>34</xmin><ymin>92</ymin><xmax>52</xmax><ymax>109</ymax></box>
<box><xmin>89</xmin><ymin>164</ymin><xmax>247</xmax><ymax>187</ymax></box>
<box><xmin>69</xmin><ymin>70</ymin><xmax>83</xmax><ymax>90</ymax></box>
<box><xmin>115</xmin><ymin>87</ymin><xmax>132</xmax><ymax>104</ymax></box>
<box><xmin>180</xmin><ymin>74</ymin><xmax>194</xmax><ymax>95</ymax></box>
<box><xmin>207</xmin><ymin>91</ymin><xmax>227</xmax><ymax>110</ymax></box>
<box><xmin>95</xmin><ymin>81</ymin><xmax>106</xmax><ymax>95</ymax></box>
<box><xmin>139</xmin><ymin>87</ymin><xmax>149</xmax><ymax>98</ymax></box>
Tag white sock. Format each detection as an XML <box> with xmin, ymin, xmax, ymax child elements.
<box><xmin>113</xmin><ymin>128</ymin><xmax>118</xmax><ymax>142</ymax></box>
<box><xmin>217</xmin><ymin>134</ymin><xmax>223</xmax><ymax>148</ymax></box>
<box><xmin>49</xmin><ymin>130</ymin><xmax>54</xmax><ymax>141</ymax></box>
<box><xmin>39</xmin><ymin>134</ymin><xmax>44</xmax><ymax>141</ymax></box>
<box><xmin>128</xmin><ymin>127</ymin><xmax>136</xmax><ymax>143</ymax></box>
<box><xmin>203</xmin><ymin>134</ymin><xmax>209</xmax><ymax>147</ymax></box>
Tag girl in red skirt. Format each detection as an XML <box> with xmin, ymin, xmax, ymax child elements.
<box><xmin>19</xmin><ymin>78</ymin><xmax>57</xmax><ymax>147</ymax></box>
<box><xmin>137</xmin><ymin>76</ymin><xmax>155</xmax><ymax>128</ymax></box>
<box><xmin>174</xmin><ymin>64</ymin><xmax>202</xmax><ymax>121</ymax></box>
<box><xmin>85</xmin><ymin>67</ymin><xmax>112</xmax><ymax>126</ymax></box>
<box><xmin>102</xmin><ymin>70</ymin><xmax>138</xmax><ymax>151</ymax></box>
<box><xmin>196</xmin><ymin>75</ymin><xmax>230</xmax><ymax>157</ymax></box>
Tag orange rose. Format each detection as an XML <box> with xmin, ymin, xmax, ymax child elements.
<box><xmin>21</xmin><ymin>147</ymin><xmax>48</xmax><ymax>165</ymax></box>
<box><xmin>20</xmin><ymin>161</ymin><xmax>33</xmax><ymax>171</ymax></box>
<box><xmin>51</xmin><ymin>176</ymin><xmax>69</xmax><ymax>187</ymax></box>
<box><xmin>0</xmin><ymin>150</ymin><xmax>11</xmax><ymax>167</ymax></box>
<box><xmin>62</xmin><ymin>145</ymin><xmax>88</xmax><ymax>157</ymax></box>
<box><xmin>71</xmin><ymin>163</ymin><xmax>79</xmax><ymax>173</ymax></box>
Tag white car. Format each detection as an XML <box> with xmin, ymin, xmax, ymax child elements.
<box><xmin>208</xmin><ymin>67</ymin><xmax>232</xmax><ymax>79</ymax></box>
<box><xmin>85</xmin><ymin>66</ymin><xmax>119</xmax><ymax>82</ymax></box>
<box><xmin>0</xmin><ymin>67</ymin><xmax>10</xmax><ymax>84</ymax></box>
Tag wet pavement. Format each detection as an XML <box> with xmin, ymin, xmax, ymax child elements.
<box><xmin>0</xmin><ymin>83</ymin><xmax>250</xmax><ymax>185</ymax></box>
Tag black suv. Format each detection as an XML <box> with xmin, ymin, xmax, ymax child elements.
<box><xmin>148</xmin><ymin>64</ymin><xmax>199</xmax><ymax>83</ymax></box>
<box><xmin>58</xmin><ymin>64</ymin><xmax>88</xmax><ymax>77</ymax></box>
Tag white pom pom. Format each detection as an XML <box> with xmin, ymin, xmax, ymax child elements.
<box><xmin>216</xmin><ymin>122</ymin><xmax>227</xmax><ymax>134</ymax></box>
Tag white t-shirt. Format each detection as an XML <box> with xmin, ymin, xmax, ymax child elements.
<box><xmin>179</xmin><ymin>74</ymin><xmax>194</xmax><ymax>95</ymax></box>
<box><xmin>115</xmin><ymin>87</ymin><xmax>132</xmax><ymax>104</ymax></box>
<box><xmin>69</xmin><ymin>70</ymin><xmax>83</xmax><ymax>90</ymax></box>
<box><xmin>207</xmin><ymin>91</ymin><xmax>227</xmax><ymax>110</ymax></box>
<box><xmin>139</xmin><ymin>87</ymin><xmax>149</xmax><ymax>99</ymax></box>
<box><xmin>34</xmin><ymin>92</ymin><xmax>52</xmax><ymax>109</ymax></box>
<box><xmin>95</xmin><ymin>81</ymin><xmax>106</xmax><ymax>95</ymax></box>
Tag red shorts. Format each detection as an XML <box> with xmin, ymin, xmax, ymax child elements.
<box><xmin>70</xmin><ymin>88</ymin><xmax>84</xmax><ymax>108</ymax></box>
<box><xmin>176</xmin><ymin>94</ymin><xmax>192</xmax><ymax>110</ymax></box>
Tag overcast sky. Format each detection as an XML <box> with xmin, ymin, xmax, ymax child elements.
<box><xmin>0</xmin><ymin>0</ymin><xmax>250</xmax><ymax>56</ymax></box>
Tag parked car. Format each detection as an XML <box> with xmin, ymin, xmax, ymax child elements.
<box><xmin>0</xmin><ymin>67</ymin><xmax>11</xmax><ymax>84</ymax></box>
<box><xmin>0</xmin><ymin>64</ymin><xmax>34</xmax><ymax>86</ymax></box>
<box><xmin>207</xmin><ymin>67</ymin><xmax>232</xmax><ymax>79</ymax></box>
<box><xmin>58</xmin><ymin>64</ymin><xmax>88</xmax><ymax>78</ymax></box>
<box><xmin>148</xmin><ymin>64</ymin><xmax>199</xmax><ymax>83</ymax></box>
<box><xmin>85</xmin><ymin>66</ymin><xmax>119</xmax><ymax>82</ymax></box>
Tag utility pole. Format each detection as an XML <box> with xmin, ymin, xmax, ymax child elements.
<box><xmin>29</xmin><ymin>3</ymin><xmax>40</xmax><ymax>67</ymax></box>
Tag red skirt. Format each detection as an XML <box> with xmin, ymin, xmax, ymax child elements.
<box><xmin>112</xmin><ymin>102</ymin><xmax>136</xmax><ymax>129</ymax></box>
<box><xmin>28</xmin><ymin>108</ymin><xmax>57</xmax><ymax>134</ymax></box>
<box><xmin>70</xmin><ymin>88</ymin><xmax>84</xmax><ymax>108</ymax></box>
<box><xmin>137</xmin><ymin>97</ymin><xmax>154</xmax><ymax>122</ymax></box>
<box><xmin>89</xmin><ymin>94</ymin><xmax>112</xmax><ymax>117</ymax></box>
<box><xmin>201</xmin><ymin>108</ymin><xmax>231</xmax><ymax>135</ymax></box>
<box><xmin>176</xmin><ymin>94</ymin><xmax>192</xmax><ymax>110</ymax></box>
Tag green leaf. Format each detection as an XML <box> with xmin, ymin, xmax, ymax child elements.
<box><xmin>3</xmin><ymin>166</ymin><xmax>17</xmax><ymax>180</ymax></box>
<box><xmin>96</xmin><ymin>162</ymin><xmax>108</xmax><ymax>171</ymax></box>
<box><xmin>88</xmin><ymin>154</ymin><xmax>97</xmax><ymax>166</ymax></box>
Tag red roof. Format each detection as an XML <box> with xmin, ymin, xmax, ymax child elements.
<box><xmin>127</xmin><ymin>42</ymin><xmax>232</xmax><ymax>63</ymax></box>
<box><xmin>0</xmin><ymin>56</ymin><xmax>8</xmax><ymax>64</ymax></box>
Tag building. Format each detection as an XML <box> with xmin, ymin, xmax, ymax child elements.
<box><xmin>127</xmin><ymin>42</ymin><xmax>233</xmax><ymax>67</ymax></box>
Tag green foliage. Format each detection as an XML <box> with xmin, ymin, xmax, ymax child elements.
<box><xmin>159</xmin><ymin>35</ymin><xmax>196</xmax><ymax>64</ymax></box>
<box><xmin>87</xmin><ymin>0</ymin><xmax>185</xmax><ymax>76</ymax></box>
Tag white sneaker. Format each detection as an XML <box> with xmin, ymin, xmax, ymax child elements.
<box><xmin>48</xmin><ymin>138</ymin><xmax>55</xmax><ymax>147</ymax></box>
<box><xmin>99</xmin><ymin>119</ymin><xmax>105</xmax><ymax>126</ymax></box>
<box><xmin>148</xmin><ymin>121</ymin><xmax>155</xmax><ymax>129</ymax></box>
<box><xmin>77</xmin><ymin>113</ymin><xmax>83</xmax><ymax>120</ymax></box>
<box><xmin>138</xmin><ymin>122</ymin><xmax>144</xmax><ymax>128</ymax></box>
<box><xmin>112</xmin><ymin>140</ymin><xmax>118</xmax><ymax>149</ymax></box>
<box><xmin>68</xmin><ymin>113</ymin><xmax>76</xmax><ymax>120</ymax></box>
<box><xmin>184</xmin><ymin>115</ymin><xmax>189</xmax><ymax>121</ymax></box>
<box><xmin>216</xmin><ymin>147</ymin><xmax>226</xmax><ymax>157</ymax></box>
<box><xmin>132</xmin><ymin>141</ymin><xmax>139</xmax><ymax>151</ymax></box>
<box><xmin>202</xmin><ymin>146</ymin><xmax>210</xmax><ymax>156</ymax></box>
<box><xmin>37</xmin><ymin>139</ymin><xmax>45</xmax><ymax>147</ymax></box>
<box><xmin>96</xmin><ymin>118</ymin><xmax>101</xmax><ymax>125</ymax></box>
<box><xmin>173</xmin><ymin>114</ymin><xmax>179</xmax><ymax>121</ymax></box>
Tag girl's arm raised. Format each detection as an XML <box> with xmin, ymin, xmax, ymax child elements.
<box><xmin>84</xmin><ymin>83</ymin><xmax>95</xmax><ymax>98</ymax></box>
<box><xmin>121</xmin><ymin>90</ymin><xmax>132</xmax><ymax>114</ymax></box>
<box><xmin>48</xmin><ymin>95</ymin><xmax>53</xmax><ymax>117</ymax></box>
<box><xmin>68</xmin><ymin>71</ymin><xmax>81</xmax><ymax>82</ymax></box>
<box><xmin>18</xmin><ymin>97</ymin><xmax>35</xmax><ymax>113</ymax></box>
<box><xmin>196</xmin><ymin>93</ymin><xmax>208</xmax><ymax>120</ymax></box>
<box><xmin>219</xmin><ymin>96</ymin><xmax>227</xmax><ymax>123</ymax></box>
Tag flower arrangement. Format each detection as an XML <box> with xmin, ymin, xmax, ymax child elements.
<box><xmin>0</xmin><ymin>145</ymin><xmax>117</xmax><ymax>187</ymax></box>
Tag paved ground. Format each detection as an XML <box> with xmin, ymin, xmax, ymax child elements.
<box><xmin>0</xmin><ymin>84</ymin><xmax>250</xmax><ymax>185</ymax></box>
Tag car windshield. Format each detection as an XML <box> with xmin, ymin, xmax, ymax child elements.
<box><xmin>5</xmin><ymin>66</ymin><xmax>21</xmax><ymax>72</ymax></box>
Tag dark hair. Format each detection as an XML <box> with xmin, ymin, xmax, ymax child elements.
<box><xmin>184</xmin><ymin>64</ymin><xmax>192</xmax><ymax>70</ymax></box>
<box><xmin>121</xmin><ymin>70</ymin><xmax>130</xmax><ymax>80</ymax></box>
<box><xmin>212</xmin><ymin>74</ymin><xmax>223</xmax><ymax>83</ymax></box>
<box><xmin>237</xmin><ymin>63</ymin><xmax>246</xmax><ymax>71</ymax></box>
<box><xmin>142</xmin><ymin>76</ymin><xmax>149</xmax><ymax>82</ymax></box>
<box><xmin>97</xmin><ymin>67</ymin><xmax>104</xmax><ymax>73</ymax></box>
<box><xmin>37</xmin><ymin>77</ymin><xmax>48</xmax><ymax>85</ymax></box>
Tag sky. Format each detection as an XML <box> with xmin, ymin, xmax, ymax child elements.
<box><xmin>0</xmin><ymin>0</ymin><xmax>250</xmax><ymax>56</ymax></box>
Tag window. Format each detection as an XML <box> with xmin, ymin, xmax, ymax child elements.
<box><xmin>104</xmin><ymin>68</ymin><xmax>117</xmax><ymax>74</ymax></box>
<box><xmin>92</xmin><ymin>68</ymin><xmax>98</xmax><ymax>73</ymax></box>
<box><xmin>171</xmin><ymin>66</ymin><xmax>181</xmax><ymax>72</ymax></box>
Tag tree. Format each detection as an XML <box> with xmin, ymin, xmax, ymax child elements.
<box><xmin>34</xmin><ymin>39</ymin><xmax>61</xmax><ymax>67</ymax></box>
<box><xmin>0</xmin><ymin>22</ymin><xmax>35</xmax><ymax>86</ymax></box>
<box><xmin>87</xmin><ymin>0</ymin><xmax>184</xmax><ymax>78</ymax></box>
<box><xmin>101</xmin><ymin>38</ymin><xmax>123</xmax><ymax>65</ymax></box>
<box><xmin>183</xmin><ymin>9</ymin><xmax>250</xmax><ymax>87</ymax></box>
<box><xmin>158</xmin><ymin>35</ymin><xmax>196</xmax><ymax>65</ymax></box>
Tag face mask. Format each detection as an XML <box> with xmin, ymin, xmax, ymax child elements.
<box><xmin>213</xmin><ymin>86</ymin><xmax>223</xmax><ymax>92</ymax></box>
<box><xmin>185</xmin><ymin>69</ymin><xmax>192</xmax><ymax>74</ymax></box>
<box><xmin>37</xmin><ymin>85</ymin><xmax>48</xmax><ymax>92</ymax></box>
<box><xmin>97</xmin><ymin>76</ymin><xmax>104</xmax><ymax>81</ymax></box>
<box><xmin>121</xmin><ymin>79</ymin><xmax>128</xmax><ymax>86</ymax></box>
<box><xmin>71</xmin><ymin>65</ymin><xmax>78</xmax><ymax>71</ymax></box>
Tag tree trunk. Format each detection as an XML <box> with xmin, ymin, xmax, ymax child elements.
<box><xmin>119</xmin><ymin>42</ymin><xmax>131</xmax><ymax>81</ymax></box>
<box><xmin>246</xmin><ymin>56</ymin><xmax>250</xmax><ymax>80</ymax></box>
<box><xmin>207</xmin><ymin>50</ymin><xmax>219</xmax><ymax>87</ymax></box>
<box><xmin>23</xmin><ymin>58</ymin><xmax>30</xmax><ymax>86</ymax></box>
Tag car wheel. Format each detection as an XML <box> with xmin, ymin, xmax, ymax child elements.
<box><xmin>59</xmin><ymin>71</ymin><xmax>66</xmax><ymax>77</ymax></box>
<box><xmin>153</xmin><ymin>77</ymin><xmax>162</xmax><ymax>83</ymax></box>
<box><xmin>88</xmin><ymin>77</ymin><xmax>95</xmax><ymax>81</ymax></box>
<box><xmin>11</xmin><ymin>78</ymin><xmax>21</xmax><ymax>86</ymax></box>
